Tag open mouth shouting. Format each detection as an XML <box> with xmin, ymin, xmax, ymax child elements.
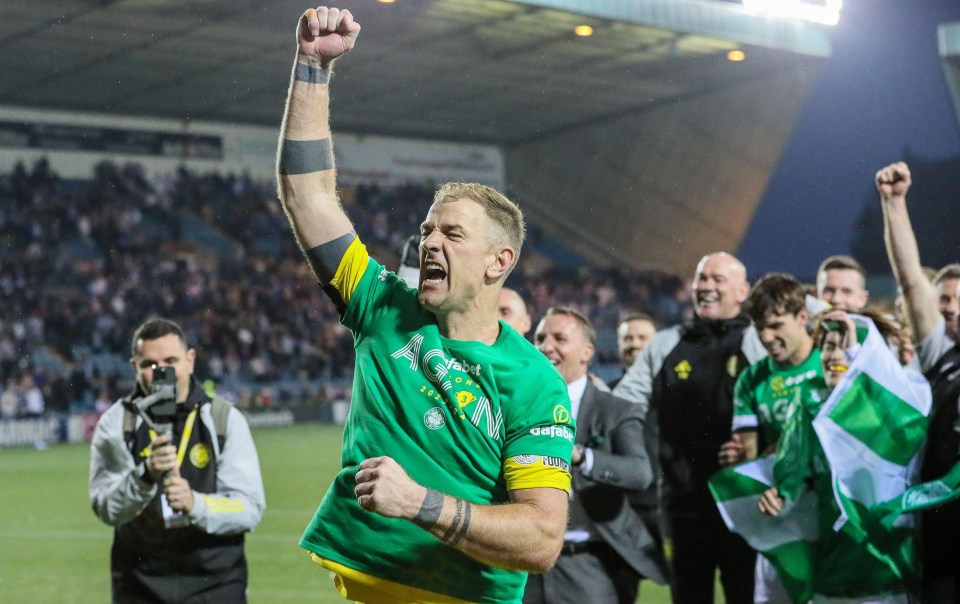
<box><xmin>421</xmin><ymin>262</ymin><xmax>448</xmax><ymax>288</ymax></box>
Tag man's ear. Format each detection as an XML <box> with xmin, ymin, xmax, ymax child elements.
<box><xmin>486</xmin><ymin>246</ymin><xmax>515</xmax><ymax>281</ymax></box>
<box><xmin>186</xmin><ymin>348</ymin><xmax>197</xmax><ymax>376</ymax></box>
<box><xmin>582</xmin><ymin>342</ymin><xmax>596</xmax><ymax>367</ymax></box>
<box><xmin>735</xmin><ymin>280</ymin><xmax>750</xmax><ymax>304</ymax></box>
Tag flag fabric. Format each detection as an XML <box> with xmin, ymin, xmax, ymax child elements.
<box><xmin>709</xmin><ymin>455</ymin><xmax>819</xmax><ymax>603</ymax></box>
<box><xmin>811</xmin><ymin>315</ymin><xmax>931</xmax><ymax>587</ymax></box>
<box><xmin>872</xmin><ymin>450</ymin><xmax>960</xmax><ymax>529</ymax></box>
<box><xmin>711</xmin><ymin>315</ymin><xmax>933</xmax><ymax>602</ymax></box>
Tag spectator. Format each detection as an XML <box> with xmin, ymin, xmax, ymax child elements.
<box><xmin>498</xmin><ymin>287</ymin><xmax>532</xmax><ymax>336</ymax></box>
<box><xmin>816</xmin><ymin>255</ymin><xmax>869</xmax><ymax>312</ymax></box>
<box><xmin>526</xmin><ymin>307</ymin><xmax>665</xmax><ymax>604</ymax></box>
<box><xmin>614</xmin><ymin>252</ymin><xmax>766</xmax><ymax>604</ymax></box>
<box><xmin>18</xmin><ymin>373</ymin><xmax>44</xmax><ymax>418</ymax></box>
<box><xmin>875</xmin><ymin>161</ymin><xmax>960</xmax><ymax>602</ymax></box>
<box><xmin>0</xmin><ymin>378</ymin><xmax>18</xmax><ymax>419</ymax></box>
<box><xmin>609</xmin><ymin>313</ymin><xmax>657</xmax><ymax>389</ymax></box>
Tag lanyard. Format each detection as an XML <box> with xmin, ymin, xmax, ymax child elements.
<box><xmin>149</xmin><ymin>407</ymin><xmax>199</xmax><ymax>470</ymax></box>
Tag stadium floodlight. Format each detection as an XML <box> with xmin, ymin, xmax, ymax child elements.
<box><xmin>742</xmin><ymin>0</ymin><xmax>842</xmax><ymax>26</ymax></box>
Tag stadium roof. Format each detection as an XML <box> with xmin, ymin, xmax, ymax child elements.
<box><xmin>0</xmin><ymin>0</ymin><xmax>834</xmax><ymax>273</ymax></box>
<box><xmin>1</xmin><ymin>0</ymin><xmax>829</xmax><ymax>146</ymax></box>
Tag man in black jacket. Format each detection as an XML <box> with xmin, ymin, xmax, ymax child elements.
<box><xmin>525</xmin><ymin>307</ymin><xmax>666</xmax><ymax>604</ymax></box>
<box><xmin>614</xmin><ymin>253</ymin><xmax>766</xmax><ymax>604</ymax></box>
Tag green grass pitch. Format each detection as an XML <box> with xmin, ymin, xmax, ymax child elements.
<box><xmin>0</xmin><ymin>424</ymin><xmax>677</xmax><ymax>603</ymax></box>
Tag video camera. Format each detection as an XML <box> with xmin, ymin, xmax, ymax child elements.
<box><xmin>131</xmin><ymin>366</ymin><xmax>178</xmax><ymax>433</ymax></box>
<box><xmin>132</xmin><ymin>366</ymin><xmax>191</xmax><ymax>528</ymax></box>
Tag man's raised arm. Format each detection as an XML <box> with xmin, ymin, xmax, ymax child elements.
<box><xmin>876</xmin><ymin>162</ymin><xmax>939</xmax><ymax>342</ymax></box>
<box><xmin>277</xmin><ymin>7</ymin><xmax>360</xmax><ymax>281</ymax></box>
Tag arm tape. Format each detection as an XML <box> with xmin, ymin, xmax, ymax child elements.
<box><xmin>279</xmin><ymin>138</ymin><xmax>334</xmax><ymax>175</ymax></box>
<box><xmin>305</xmin><ymin>233</ymin><xmax>357</xmax><ymax>283</ymax></box>
<box><xmin>294</xmin><ymin>62</ymin><xmax>330</xmax><ymax>84</ymax></box>
<box><xmin>414</xmin><ymin>488</ymin><xmax>444</xmax><ymax>528</ymax></box>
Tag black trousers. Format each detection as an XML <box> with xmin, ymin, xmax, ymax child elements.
<box><xmin>111</xmin><ymin>554</ymin><xmax>248</xmax><ymax>604</ymax></box>
<box><xmin>921</xmin><ymin>503</ymin><xmax>960</xmax><ymax>603</ymax></box>
<box><xmin>665</xmin><ymin>510</ymin><xmax>754</xmax><ymax>604</ymax></box>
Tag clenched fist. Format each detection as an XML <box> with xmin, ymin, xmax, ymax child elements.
<box><xmin>297</xmin><ymin>6</ymin><xmax>361</xmax><ymax>66</ymax></box>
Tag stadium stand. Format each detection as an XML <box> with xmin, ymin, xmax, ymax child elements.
<box><xmin>0</xmin><ymin>157</ymin><xmax>692</xmax><ymax>418</ymax></box>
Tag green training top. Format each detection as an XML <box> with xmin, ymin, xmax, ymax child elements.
<box><xmin>732</xmin><ymin>349</ymin><xmax>823</xmax><ymax>451</ymax></box>
<box><xmin>300</xmin><ymin>249</ymin><xmax>574</xmax><ymax>603</ymax></box>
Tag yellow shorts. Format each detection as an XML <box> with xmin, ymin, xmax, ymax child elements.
<box><xmin>309</xmin><ymin>553</ymin><xmax>474</xmax><ymax>604</ymax></box>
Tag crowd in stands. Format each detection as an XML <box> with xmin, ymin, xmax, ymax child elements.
<box><xmin>0</xmin><ymin>157</ymin><xmax>692</xmax><ymax>416</ymax></box>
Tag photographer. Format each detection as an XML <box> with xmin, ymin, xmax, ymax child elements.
<box><xmin>89</xmin><ymin>318</ymin><xmax>265</xmax><ymax>603</ymax></box>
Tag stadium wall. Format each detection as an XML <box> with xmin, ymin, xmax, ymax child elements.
<box><xmin>0</xmin><ymin>402</ymin><xmax>350</xmax><ymax>448</ymax></box>
<box><xmin>0</xmin><ymin>106</ymin><xmax>505</xmax><ymax>189</ymax></box>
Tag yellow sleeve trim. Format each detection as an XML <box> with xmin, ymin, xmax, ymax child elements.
<box><xmin>309</xmin><ymin>553</ymin><xmax>472</xmax><ymax>603</ymax></box>
<box><xmin>330</xmin><ymin>237</ymin><xmax>370</xmax><ymax>304</ymax></box>
<box><xmin>202</xmin><ymin>495</ymin><xmax>246</xmax><ymax>513</ymax></box>
<box><xmin>503</xmin><ymin>456</ymin><xmax>571</xmax><ymax>493</ymax></box>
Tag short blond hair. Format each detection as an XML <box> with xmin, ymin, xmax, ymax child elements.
<box><xmin>933</xmin><ymin>263</ymin><xmax>960</xmax><ymax>286</ymax></box>
<box><xmin>433</xmin><ymin>182</ymin><xmax>525</xmax><ymax>260</ymax></box>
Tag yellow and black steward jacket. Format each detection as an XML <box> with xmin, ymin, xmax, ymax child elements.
<box><xmin>652</xmin><ymin>315</ymin><xmax>753</xmax><ymax>514</ymax></box>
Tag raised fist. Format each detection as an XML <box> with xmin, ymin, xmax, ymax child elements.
<box><xmin>297</xmin><ymin>6</ymin><xmax>361</xmax><ymax>65</ymax></box>
<box><xmin>875</xmin><ymin>161</ymin><xmax>911</xmax><ymax>200</ymax></box>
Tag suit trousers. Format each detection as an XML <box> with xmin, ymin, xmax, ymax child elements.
<box><xmin>523</xmin><ymin>542</ymin><xmax>639</xmax><ymax>604</ymax></box>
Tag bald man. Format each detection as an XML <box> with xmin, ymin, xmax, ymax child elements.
<box><xmin>614</xmin><ymin>252</ymin><xmax>766</xmax><ymax>604</ymax></box>
<box><xmin>499</xmin><ymin>287</ymin><xmax>532</xmax><ymax>336</ymax></box>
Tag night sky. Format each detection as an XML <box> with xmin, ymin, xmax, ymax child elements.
<box><xmin>737</xmin><ymin>0</ymin><xmax>960</xmax><ymax>280</ymax></box>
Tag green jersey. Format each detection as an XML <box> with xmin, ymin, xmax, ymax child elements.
<box><xmin>300</xmin><ymin>244</ymin><xmax>574</xmax><ymax>603</ymax></box>
<box><xmin>732</xmin><ymin>349</ymin><xmax>823</xmax><ymax>450</ymax></box>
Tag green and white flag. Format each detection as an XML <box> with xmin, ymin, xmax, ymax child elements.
<box><xmin>811</xmin><ymin>315</ymin><xmax>931</xmax><ymax>585</ymax></box>
<box><xmin>711</xmin><ymin>315</ymin><xmax>933</xmax><ymax>602</ymax></box>
<box><xmin>709</xmin><ymin>455</ymin><xmax>819</xmax><ymax>603</ymax></box>
<box><xmin>872</xmin><ymin>459</ymin><xmax>960</xmax><ymax>528</ymax></box>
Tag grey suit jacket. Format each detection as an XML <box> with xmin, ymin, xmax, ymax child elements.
<box><xmin>573</xmin><ymin>382</ymin><xmax>668</xmax><ymax>585</ymax></box>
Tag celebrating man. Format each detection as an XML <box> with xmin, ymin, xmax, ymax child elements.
<box><xmin>276</xmin><ymin>7</ymin><xmax>574</xmax><ymax>603</ymax></box>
